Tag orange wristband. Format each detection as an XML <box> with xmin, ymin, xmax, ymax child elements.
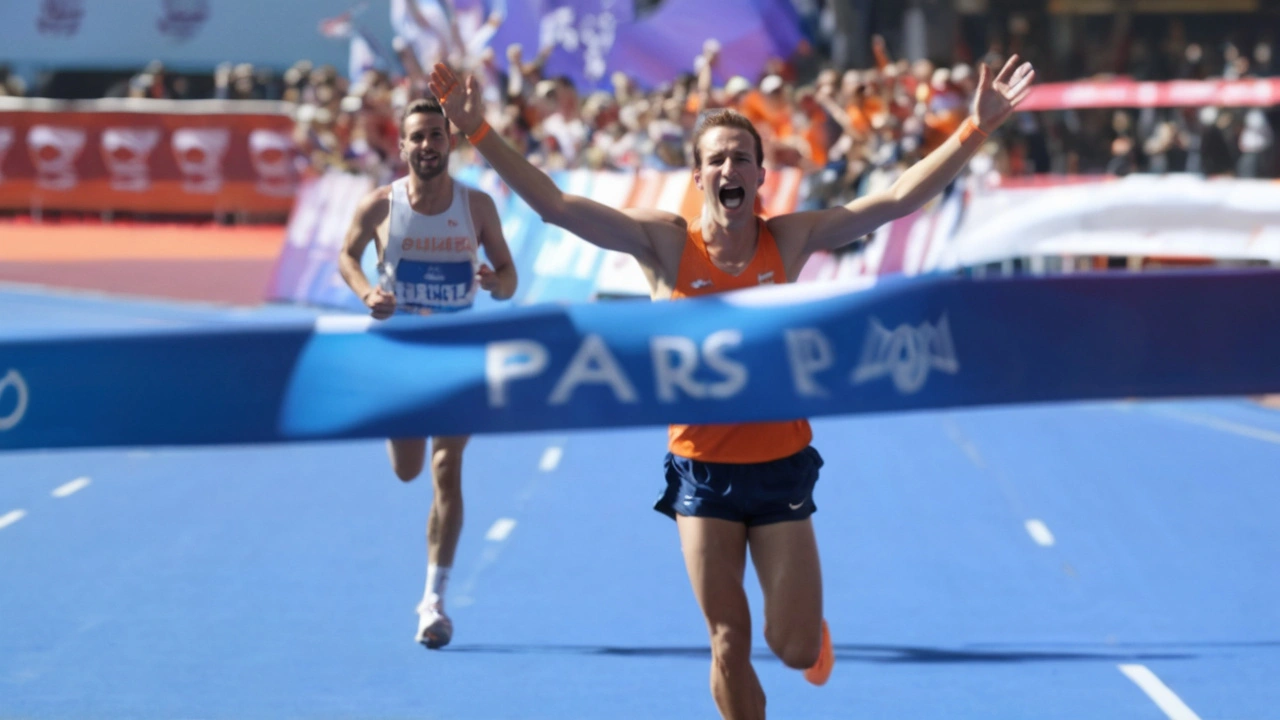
<box><xmin>959</xmin><ymin>116</ymin><xmax>988</xmax><ymax>144</ymax></box>
<box><xmin>467</xmin><ymin>120</ymin><xmax>491</xmax><ymax>145</ymax></box>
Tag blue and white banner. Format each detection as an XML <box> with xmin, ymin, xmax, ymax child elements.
<box><xmin>4</xmin><ymin>270</ymin><xmax>1280</xmax><ymax>451</ymax></box>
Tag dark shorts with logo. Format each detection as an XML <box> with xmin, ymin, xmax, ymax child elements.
<box><xmin>654</xmin><ymin>446</ymin><xmax>823</xmax><ymax>527</ymax></box>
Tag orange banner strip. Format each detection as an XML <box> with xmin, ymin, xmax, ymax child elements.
<box><xmin>0</xmin><ymin>222</ymin><xmax>286</xmax><ymax>262</ymax></box>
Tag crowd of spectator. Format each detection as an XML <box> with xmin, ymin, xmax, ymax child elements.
<box><xmin>276</xmin><ymin>29</ymin><xmax>1276</xmax><ymax>211</ymax></box>
<box><xmin>1015</xmin><ymin>104</ymin><xmax>1276</xmax><ymax>180</ymax></box>
<box><xmin>1003</xmin><ymin>33</ymin><xmax>1278</xmax><ymax>180</ymax></box>
<box><xmin>5</xmin><ymin>11</ymin><xmax>1278</xmax><ymax>203</ymax></box>
<box><xmin>274</xmin><ymin>32</ymin><xmax>1035</xmax><ymax>213</ymax></box>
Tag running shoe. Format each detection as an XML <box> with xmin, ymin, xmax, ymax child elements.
<box><xmin>416</xmin><ymin>600</ymin><xmax>453</xmax><ymax>649</ymax></box>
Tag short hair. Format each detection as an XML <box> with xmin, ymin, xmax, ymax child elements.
<box><xmin>400</xmin><ymin>96</ymin><xmax>450</xmax><ymax>134</ymax></box>
<box><xmin>691</xmin><ymin>109</ymin><xmax>764</xmax><ymax>168</ymax></box>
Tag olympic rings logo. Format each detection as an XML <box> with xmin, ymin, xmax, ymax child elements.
<box><xmin>852</xmin><ymin>315</ymin><xmax>960</xmax><ymax>395</ymax></box>
<box><xmin>0</xmin><ymin>369</ymin><xmax>29</xmax><ymax>431</ymax></box>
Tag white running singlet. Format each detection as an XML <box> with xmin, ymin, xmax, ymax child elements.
<box><xmin>380</xmin><ymin>178</ymin><xmax>479</xmax><ymax>313</ymax></box>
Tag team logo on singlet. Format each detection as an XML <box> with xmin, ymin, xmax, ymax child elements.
<box><xmin>852</xmin><ymin>314</ymin><xmax>959</xmax><ymax>395</ymax></box>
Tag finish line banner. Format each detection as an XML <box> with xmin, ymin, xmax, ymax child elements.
<box><xmin>3</xmin><ymin>271</ymin><xmax>1280</xmax><ymax>450</ymax></box>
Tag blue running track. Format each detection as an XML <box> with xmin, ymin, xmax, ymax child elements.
<box><xmin>1</xmin><ymin>287</ymin><xmax>1277</xmax><ymax>719</ymax></box>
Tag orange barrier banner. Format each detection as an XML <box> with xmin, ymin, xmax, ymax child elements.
<box><xmin>0</xmin><ymin>98</ymin><xmax>298</xmax><ymax>216</ymax></box>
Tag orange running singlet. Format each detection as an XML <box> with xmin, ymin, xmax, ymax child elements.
<box><xmin>668</xmin><ymin>219</ymin><xmax>813</xmax><ymax>463</ymax></box>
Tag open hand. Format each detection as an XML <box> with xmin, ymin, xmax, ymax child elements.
<box><xmin>428</xmin><ymin>63</ymin><xmax>484</xmax><ymax>136</ymax></box>
<box><xmin>971</xmin><ymin>54</ymin><xmax>1036</xmax><ymax>132</ymax></box>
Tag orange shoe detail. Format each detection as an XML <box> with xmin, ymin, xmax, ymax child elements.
<box><xmin>803</xmin><ymin>620</ymin><xmax>834</xmax><ymax>686</ymax></box>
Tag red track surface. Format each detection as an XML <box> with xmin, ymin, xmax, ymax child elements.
<box><xmin>0</xmin><ymin>221</ymin><xmax>285</xmax><ymax>305</ymax></box>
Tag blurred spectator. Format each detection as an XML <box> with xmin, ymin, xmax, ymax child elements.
<box><xmin>1179</xmin><ymin>43</ymin><xmax>1206</xmax><ymax>80</ymax></box>
<box><xmin>1253</xmin><ymin>42</ymin><xmax>1274</xmax><ymax>77</ymax></box>
<box><xmin>538</xmin><ymin>76</ymin><xmax>588</xmax><ymax>165</ymax></box>
<box><xmin>1238</xmin><ymin>109</ymin><xmax>1274</xmax><ymax>178</ymax></box>
<box><xmin>134</xmin><ymin>61</ymin><xmax>170</xmax><ymax>99</ymax></box>
<box><xmin>1143</xmin><ymin>120</ymin><xmax>1189</xmax><ymax>174</ymax></box>
<box><xmin>1199</xmin><ymin>108</ymin><xmax>1238</xmax><ymax>176</ymax></box>
<box><xmin>1105</xmin><ymin>111</ymin><xmax>1140</xmax><ymax>176</ymax></box>
<box><xmin>0</xmin><ymin>65</ymin><xmax>28</xmax><ymax>97</ymax></box>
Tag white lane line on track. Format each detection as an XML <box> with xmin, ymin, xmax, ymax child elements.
<box><xmin>52</xmin><ymin>476</ymin><xmax>91</xmax><ymax>498</ymax></box>
<box><xmin>1119</xmin><ymin>664</ymin><xmax>1203</xmax><ymax>720</ymax></box>
<box><xmin>1024</xmin><ymin>519</ymin><xmax>1056</xmax><ymax>547</ymax></box>
<box><xmin>455</xmin><ymin>440</ymin><xmax>565</xmax><ymax>607</ymax></box>
<box><xmin>0</xmin><ymin>509</ymin><xmax>27</xmax><ymax>530</ymax></box>
<box><xmin>942</xmin><ymin>416</ymin><xmax>986</xmax><ymax>469</ymax></box>
<box><xmin>485</xmin><ymin>518</ymin><xmax>517</xmax><ymax>542</ymax></box>
<box><xmin>539</xmin><ymin>446</ymin><xmax>563</xmax><ymax>472</ymax></box>
<box><xmin>1147</xmin><ymin>406</ymin><xmax>1280</xmax><ymax>446</ymax></box>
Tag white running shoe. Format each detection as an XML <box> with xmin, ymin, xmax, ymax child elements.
<box><xmin>416</xmin><ymin>600</ymin><xmax>453</xmax><ymax>649</ymax></box>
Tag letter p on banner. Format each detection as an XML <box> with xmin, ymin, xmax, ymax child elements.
<box><xmin>486</xmin><ymin>340</ymin><xmax>550</xmax><ymax>407</ymax></box>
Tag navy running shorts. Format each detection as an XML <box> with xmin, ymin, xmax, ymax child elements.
<box><xmin>654</xmin><ymin>446</ymin><xmax>823</xmax><ymax>527</ymax></box>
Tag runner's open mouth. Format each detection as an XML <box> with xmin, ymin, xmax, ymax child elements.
<box><xmin>719</xmin><ymin>187</ymin><xmax>745</xmax><ymax>208</ymax></box>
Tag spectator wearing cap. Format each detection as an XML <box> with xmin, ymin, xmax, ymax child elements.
<box><xmin>742</xmin><ymin>74</ymin><xmax>795</xmax><ymax>159</ymax></box>
<box><xmin>720</xmin><ymin>76</ymin><xmax>753</xmax><ymax>111</ymax></box>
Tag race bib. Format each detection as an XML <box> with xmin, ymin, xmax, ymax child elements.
<box><xmin>387</xmin><ymin>259</ymin><xmax>475</xmax><ymax>312</ymax></box>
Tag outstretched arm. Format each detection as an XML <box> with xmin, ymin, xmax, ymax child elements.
<box><xmin>427</xmin><ymin>63</ymin><xmax>679</xmax><ymax>268</ymax></box>
<box><xmin>775</xmin><ymin>56</ymin><xmax>1035</xmax><ymax>260</ymax></box>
